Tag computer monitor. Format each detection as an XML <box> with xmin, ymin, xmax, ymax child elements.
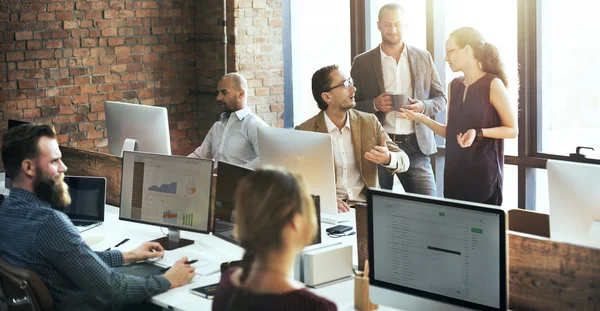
<box><xmin>119</xmin><ymin>151</ymin><xmax>214</xmax><ymax>250</ymax></box>
<box><xmin>4</xmin><ymin>120</ymin><xmax>33</xmax><ymax>189</ymax></box>
<box><xmin>547</xmin><ymin>160</ymin><xmax>600</xmax><ymax>248</ymax></box>
<box><xmin>367</xmin><ymin>189</ymin><xmax>507</xmax><ymax>311</ymax></box>
<box><xmin>105</xmin><ymin>101</ymin><xmax>171</xmax><ymax>157</ymax></box>
<box><xmin>213</xmin><ymin>160</ymin><xmax>322</xmax><ymax>245</ymax></box>
<box><xmin>258</xmin><ymin>127</ymin><xmax>347</xmax><ymax>222</ymax></box>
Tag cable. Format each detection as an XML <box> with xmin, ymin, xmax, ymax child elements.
<box><xmin>327</xmin><ymin>231</ymin><xmax>356</xmax><ymax>238</ymax></box>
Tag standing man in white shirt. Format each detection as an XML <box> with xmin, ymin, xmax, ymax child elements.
<box><xmin>296</xmin><ymin>65</ymin><xmax>409</xmax><ymax>212</ymax></box>
<box><xmin>188</xmin><ymin>73</ymin><xmax>268</xmax><ymax>167</ymax></box>
<box><xmin>350</xmin><ymin>3</ymin><xmax>446</xmax><ymax>196</ymax></box>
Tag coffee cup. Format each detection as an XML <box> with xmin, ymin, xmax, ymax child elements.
<box><xmin>390</xmin><ymin>94</ymin><xmax>409</xmax><ymax>111</ymax></box>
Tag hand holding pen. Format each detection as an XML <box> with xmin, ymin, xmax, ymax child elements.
<box><xmin>160</xmin><ymin>259</ymin><xmax>198</xmax><ymax>273</ymax></box>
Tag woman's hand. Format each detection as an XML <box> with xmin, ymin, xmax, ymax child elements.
<box><xmin>457</xmin><ymin>129</ymin><xmax>476</xmax><ymax>148</ymax></box>
<box><xmin>397</xmin><ymin>108</ymin><xmax>427</xmax><ymax>123</ymax></box>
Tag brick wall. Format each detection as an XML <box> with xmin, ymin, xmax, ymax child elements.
<box><xmin>228</xmin><ymin>0</ymin><xmax>284</xmax><ymax>127</ymax></box>
<box><xmin>0</xmin><ymin>0</ymin><xmax>284</xmax><ymax>167</ymax></box>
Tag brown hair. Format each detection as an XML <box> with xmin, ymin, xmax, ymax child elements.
<box><xmin>449</xmin><ymin>27</ymin><xmax>510</xmax><ymax>88</ymax></box>
<box><xmin>311</xmin><ymin>65</ymin><xmax>339</xmax><ymax>111</ymax></box>
<box><xmin>378</xmin><ymin>3</ymin><xmax>405</xmax><ymax>21</ymax></box>
<box><xmin>1</xmin><ymin>124</ymin><xmax>57</xmax><ymax>179</ymax></box>
<box><xmin>225</xmin><ymin>167</ymin><xmax>317</xmax><ymax>310</ymax></box>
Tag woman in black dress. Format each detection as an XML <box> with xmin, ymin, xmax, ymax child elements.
<box><xmin>401</xmin><ymin>27</ymin><xmax>518</xmax><ymax>206</ymax></box>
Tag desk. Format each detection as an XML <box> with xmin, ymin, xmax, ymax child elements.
<box><xmin>82</xmin><ymin>206</ymin><xmax>368</xmax><ymax>311</ymax></box>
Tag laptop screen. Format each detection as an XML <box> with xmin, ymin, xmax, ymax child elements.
<box><xmin>54</xmin><ymin>176</ymin><xmax>106</xmax><ymax>222</ymax></box>
<box><xmin>368</xmin><ymin>190</ymin><xmax>507</xmax><ymax>310</ymax></box>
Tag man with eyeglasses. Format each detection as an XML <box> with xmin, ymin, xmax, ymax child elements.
<box><xmin>296</xmin><ymin>65</ymin><xmax>409</xmax><ymax>212</ymax></box>
<box><xmin>350</xmin><ymin>3</ymin><xmax>446</xmax><ymax>196</ymax></box>
<box><xmin>188</xmin><ymin>72</ymin><xmax>268</xmax><ymax>168</ymax></box>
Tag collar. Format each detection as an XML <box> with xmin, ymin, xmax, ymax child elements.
<box><xmin>233</xmin><ymin>106</ymin><xmax>252</xmax><ymax>120</ymax></box>
<box><xmin>380</xmin><ymin>43</ymin><xmax>408</xmax><ymax>62</ymax></box>
<box><xmin>323</xmin><ymin>111</ymin><xmax>351</xmax><ymax>133</ymax></box>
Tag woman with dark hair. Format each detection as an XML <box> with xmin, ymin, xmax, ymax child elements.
<box><xmin>402</xmin><ymin>27</ymin><xmax>518</xmax><ymax>205</ymax></box>
<box><xmin>212</xmin><ymin>167</ymin><xmax>337</xmax><ymax>311</ymax></box>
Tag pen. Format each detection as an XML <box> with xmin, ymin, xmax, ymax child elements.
<box><xmin>159</xmin><ymin>259</ymin><xmax>198</xmax><ymax>273</ymax></box>
<box><xmin>104</xmin><ymin>238</ymin><xmax>130</xmax><ymax>252</ymax></box>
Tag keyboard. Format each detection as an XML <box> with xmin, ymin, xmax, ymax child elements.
<box><xmin>321</xmin><ymin>213</ymin><xmax>351</xmax><ymax>225</ymax></box>
<box><xmin>72</xmin><ymin>220</ymin><xmax>102</xmax><ymax>232</ymax></box>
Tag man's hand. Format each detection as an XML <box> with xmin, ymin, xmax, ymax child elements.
<box><xmin>457</xmin><ymin>129</ymin><xmax>476</xmax><ymax>148</ymax></box>
<box><xmin>337</xmin><ymin>198</ymin><xmax>350</xmax><ymax>213</ymax></box>
<box><xmin>402</xmin><ymin>97</ymin><xmax>425</xmax><ymax>113</ymax></box>
<box><xmin>164</xmin><ymin>257</ymin><xmax>196</xmax><ymax>289</ymax></box>
<box><xmin>122</xmin><ymin>242</ymin><xmax>164</xmax><ymax>264</ymax></box>
<box><xmin>373</xmin><ymin>93</ymin><xmax>393</xmax><ymax>113</ymax></box>
<box><xmin>364</xmin><ymin>136</ymin><xmax>391</xmax><ymax>165</ymax></box>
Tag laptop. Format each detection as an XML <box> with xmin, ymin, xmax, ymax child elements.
<box><xmin>54</xmin><ymin>176</ymin><xmax>106</xmax><ymax>233</ymax></box>
<box><xmin>367</xmin><ymin>189</ymin><xmax>508</xmax><ymax>311</ymax></box>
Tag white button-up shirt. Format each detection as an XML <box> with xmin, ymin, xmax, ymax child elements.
<box><xmin>188</xmin><ymin>107</ymin><xmax>268</xmax><ymax>168</ymax></box>
<box><xmin>323</xmin><ymin>112</ymin><xmax>397</xmax><ymax>201</ymax></box>
<box><xmin>380</xmin><ymin>45</ymin><xmax>415</xmax><ymax>135</ymax></box>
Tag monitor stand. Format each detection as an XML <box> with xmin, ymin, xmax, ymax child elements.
<box><xmin>152</xmin><ymin>229</ymin><xmax>194</xmax><ymax>251</ymax></box>
<box><xmin>120</xmin><ymin>138</ymin><xmax>138</xmax><ymax>157</ymax></box>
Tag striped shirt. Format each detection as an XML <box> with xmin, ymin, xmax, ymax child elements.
<box><xmin>0</xmin><ymin>188</ymin><xmax>170</xmax><ymax>311</ymax></box>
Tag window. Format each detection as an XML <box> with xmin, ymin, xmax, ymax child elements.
<box><xmin>290</xmin><ymin>1</ymin><xmax>351</xmax><ymax>125</ymax></box>
<box><xmin>366</xmin><ymin>0</ymin><xmax>426</xmax><ymax>51</ymax></box>
<box><xmin>501</xmin><ymin>165</ymin><xmax>518</xmax><ymax>209</ymax></box>
<box><xmin>442</xmin><ymin>0</ymin><xmax>519</xmax><ymax>156</ymax></box>
<box><xmin>538</xmin><ymin>2</ymin><xmax>600</xmax><ymax>160</ymax></box>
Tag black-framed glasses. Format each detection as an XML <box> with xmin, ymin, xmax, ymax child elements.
<box><xmin>324</xmin><ymin>77</ymin><xmax>354</xmax><ymax>92</ymax></box>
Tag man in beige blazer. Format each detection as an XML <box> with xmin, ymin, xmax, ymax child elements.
<box><xmin>296</xmin><ymin>65</ymin><xmax>409</xmax><ymax>212</ymax></box>
<box><xmin>351</xmin><ymin>3</ymin><xmax>446</xmax><ymax>196</ymax></box>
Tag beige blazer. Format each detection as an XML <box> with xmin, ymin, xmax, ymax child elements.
<box><xmin>295</xmin><ymin>109</ymin><xmax>409</xmax><ymax>190</ymax></box>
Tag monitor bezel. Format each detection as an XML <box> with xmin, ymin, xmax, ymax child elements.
<box><xmin>119</xmin><ymin>151</ymin><xmax>214</xmax><ymax>235</ymax></box>
<box><xmin>59</xmin><ymin>175</ymin><xmax>106</xmax><ymax>222</ymax></box>
<box><xmin>367</xmin><ymin>189</ymin><xmax>508</xmax><ymax>311</ymax></box>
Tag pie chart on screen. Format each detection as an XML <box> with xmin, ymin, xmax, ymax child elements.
<box><xmin>185</xmin><ymin>181</ymin><xmax>196</xmax><ymax>195</ymax></box>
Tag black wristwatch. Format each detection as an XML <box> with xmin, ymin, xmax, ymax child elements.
<box><xmin>475</xmin><ymin>128</ymin><xmax>484</xmax><ymax>142</ymax></box>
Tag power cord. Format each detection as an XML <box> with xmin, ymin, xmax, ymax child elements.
<box><xmin>327</xmin><ymin>231</ymin><xmax>356</xmax><ymax>238</ymax></box>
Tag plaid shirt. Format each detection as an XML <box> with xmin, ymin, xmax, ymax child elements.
<box><xmin>0</xmin><ymin>189</ymin><xmax>171</xmax><ymax>311</ymax></box>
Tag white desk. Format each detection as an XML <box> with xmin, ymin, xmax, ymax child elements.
<box><xmin>82</xmin><ymin>206</ymin><xmax>371</xmax><ymax>311</ymax></box>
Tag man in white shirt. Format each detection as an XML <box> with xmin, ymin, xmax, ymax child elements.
<box><xmin>351</xmin><ymin>3</ymin><xmax>446</xmax><ymax>196</ymax></box>
<box><xmin>296</xmin><ymin>65</ymin><xmax>409</xmax><ymax>212</ymax></box>
<box><xmin>188</xmin><ymin>73</ymin><xmax>268</xmax><ymax>167</ymax></box>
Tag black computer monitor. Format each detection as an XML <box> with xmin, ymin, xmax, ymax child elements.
<box><xmin>119</xmin><ymin>151</ymin><xmax>214</xmax><ymax>250</ymax></box>
<box><xmin>55</xmin><ymin>176</ymin><xmax>106</xmax><ymax>223</ymax></box>
<box><xmin>367</xmin><ymin>189</ymin><xmax>507</xmax><ymax>311</ymax></box>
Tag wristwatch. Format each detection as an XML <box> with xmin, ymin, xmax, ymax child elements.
<box><xmin>475</xmin><ymin>128</ymin><xmax>484</xmax><ymax>142</ymax></box>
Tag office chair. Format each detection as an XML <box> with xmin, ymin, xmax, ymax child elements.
<box><xmin>0</xmin><ymin>256</ymin><xmax>53</xmax><ymax>311</ymax></box>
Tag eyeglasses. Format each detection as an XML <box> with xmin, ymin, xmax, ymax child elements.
<box><xmin>324</xmin><ymin>77</ymin><xmax>354</xmax><ymax>92</ymax></box>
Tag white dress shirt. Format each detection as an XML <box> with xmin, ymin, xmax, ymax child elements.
<box><xmin>323</xmin><ymin>112</ymin><xmax>397</xmax><ymax>201</ymax></box>
<box><xmin>188</xmin><ymin>107</ymin><xmax>268</xmax><ymax>168</ymax></box>
<box><xmin>380</xmin><ymin>45</ymin><xmax>415</xmax><ymax>134</ymax></box>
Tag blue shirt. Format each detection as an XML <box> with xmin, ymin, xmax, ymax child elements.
<box><xmin>0</xmin><ymin>189</ymin><xmax>171</xmax><ymax>311</ymax></box>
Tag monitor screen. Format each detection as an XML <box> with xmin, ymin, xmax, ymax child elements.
<box><xmin>213</xmin><ymin>161</ymin><xmax>321</xmax><ymax>246</ymax></box>
<box><xmin>119</xmin><ymin>151</ymin><xmax>213</xmax><ymax>233</ymax></box>
<box><xmin>105</xmin><ymin>101</ymin><xmax>171</xmax><ymax>156</ymax></box>
<box><xmin>54</xmin><ymin>176</ymin><xmax>106</xmax><ymax>222</ymax></box>
<box><xmin>368</xmin><ymin>190</ymin><xmax>507</xmax><ymax>310</ymax></box>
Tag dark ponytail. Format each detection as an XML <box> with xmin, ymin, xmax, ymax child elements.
<box><xmin>224</xmin><ymin>249</ymin><xmax>255</xmax><ymax>311</ymax></box>
<box><xmin>449</xmin><ymin>27</ymin><xmax>511</xmax><ymax>89</ymax></box>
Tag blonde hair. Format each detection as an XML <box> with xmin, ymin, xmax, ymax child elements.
<box><xmin>226</xmin><ymin>167</ymin><xmax>317</xmax><ymax>310</ymax></box>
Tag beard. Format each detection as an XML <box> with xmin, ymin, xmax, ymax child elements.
<box><xmin>218</xmin><ymin>100</ymin><xmax>233</xmax><ymax>113</ymax></box>
<box><xmin>33</xmin><ymin>167</ymin><xmax>71</xmax><ymax>207</ymax></box>
<box><xmin>382</xmin><ymin>33</ymin><xmax>401</xmax><ymax>45</ymax></box>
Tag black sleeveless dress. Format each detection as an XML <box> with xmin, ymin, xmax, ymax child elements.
<box><xmin>444</xmin><ymin>73</ymin><xmax>504</xmax><ymax>205</ymax></box>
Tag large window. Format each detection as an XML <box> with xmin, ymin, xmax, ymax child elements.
<box><xmin>367</xmin><ymin>0</ymin><xmax>426</xmax><ymax>51</ymax></box>
<box><xmin>442</xmin><ymin>0</ymin><xmax>519</xmax><ymax>156</ymax></box>
<box><xmin>290</xmin><ymin>1</ymin><xmax>351</xmax><ymax>125</ymax></box>
<box><xmin>538</xmin><ymin>2</ymin><xmax>600</xmax><ymax>160</ymax></box>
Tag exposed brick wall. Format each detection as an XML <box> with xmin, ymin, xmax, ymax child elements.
<box><xmin>228</xmin><ymin>0</ymin><xmax>284</xmax><ymax>127</ymax></box>
<box><xmin>0</xmin><ymin>0</ymin><xmax>284</xmax><ymax>169</ymax></box>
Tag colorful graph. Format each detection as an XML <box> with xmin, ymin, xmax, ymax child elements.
<box><xmin>149</xmin><ymin>182</ymin><xmax>177</xmax><ymax>194</ymax></box>
<box><xmin>185</xmin><ymin>181</ymin><xmax>196</xmax><ymax>195</ymax></box>
<box><xmin>162</xmin><ymin>210</ymin><xmax>177</xmax><ymax>224</ymax></box>
<box><xmin>183</xmin><ymin>213</ymin><xmax>194</xmax><ymax>226</ymax></box>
